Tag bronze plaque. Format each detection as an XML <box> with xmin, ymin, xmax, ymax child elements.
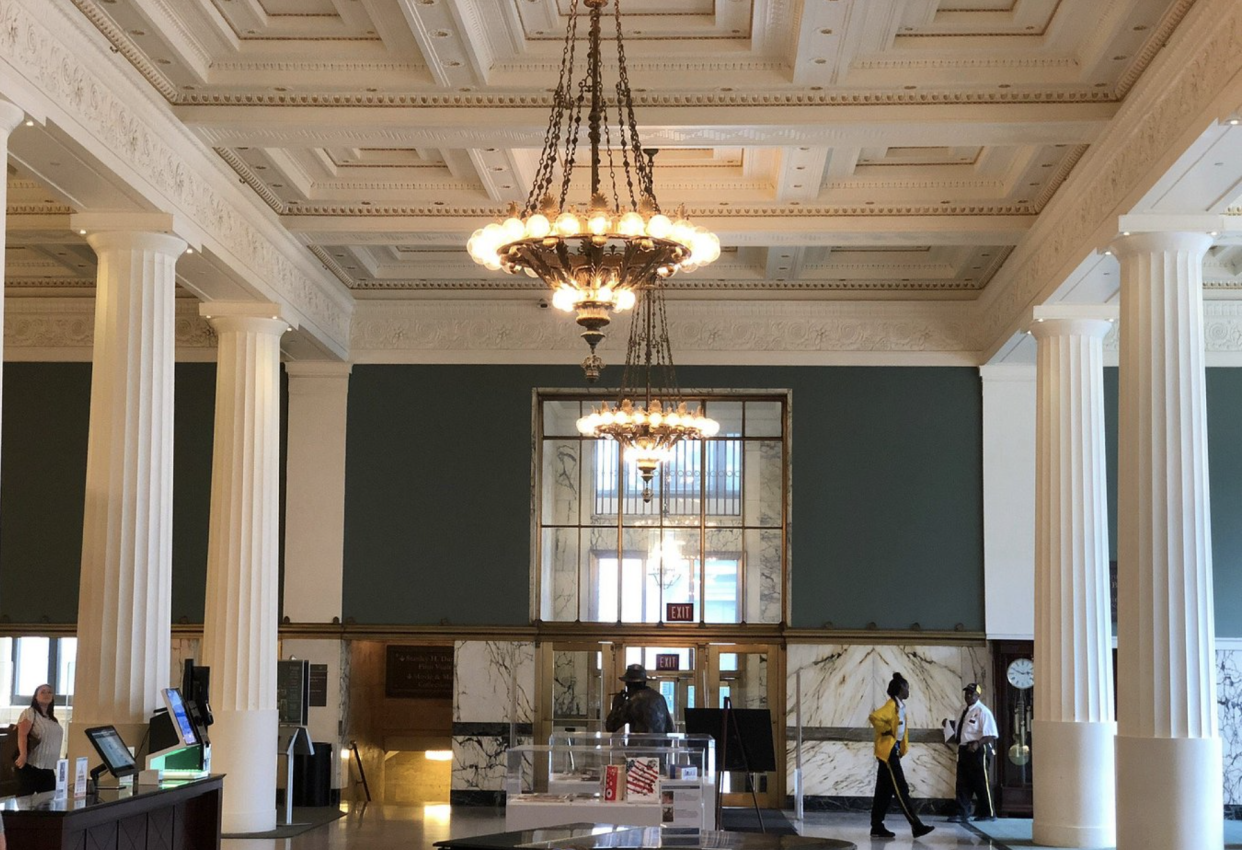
<box><xmin>386</xmin><ymin>645</ymin><xmax>454</xmax><ymax>699</ymax></box>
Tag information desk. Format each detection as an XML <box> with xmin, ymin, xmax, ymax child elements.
<box><xmin>0</xmin><ymin>775</ymin><xmax>223</xmax><ymax>850</ymax></box>
<box><xmin>435</xmin><ymin>823</ymin><xmax>856</xmax><ymax>850</ymax></box>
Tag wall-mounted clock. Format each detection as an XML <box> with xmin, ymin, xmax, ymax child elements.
<box><xmin>1006</xmin><ymin>657</ymin><xmax>1034</xmax><ymax>690</ymax></box>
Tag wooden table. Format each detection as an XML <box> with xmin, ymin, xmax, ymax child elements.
<box><xmin>0</xmin><ymin>775</ymin><xmax>223</xmax><ymax>850</ymax></box>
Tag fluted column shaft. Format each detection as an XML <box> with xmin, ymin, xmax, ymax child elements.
<box><xmin>200</xmin><ymin>305</ymin><xmax>287</xmax><ymax>834</ymax></box>
<box><xmin>0</xmin><ymin>103</ymin><xmax>26</xmax><ymax>453</ymax></box>
<box><xmin>71</xmin><ymin>230</ymin><xmax>187</xmax><ymax>759</ymax></box>
<box><xmin>1030</xmin><ymin>316</ymin><xmax>1115</xmax><ymax>848</ymax></box>
<box><xmin>1114</xmin><ymin>231</ymin><xmax>1221</xmax><ymax>850</ymax></box>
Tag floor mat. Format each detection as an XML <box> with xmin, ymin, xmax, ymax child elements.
<box><xmin>222</xmin><ymin>806</ymin><xmax>346</xmax><ymax>839</ymax></box>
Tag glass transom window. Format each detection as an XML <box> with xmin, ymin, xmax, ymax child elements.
<box><xmin>537</xmin><ymin>393</ymin><xmax>787</xmax><ymax>624</ymax></box>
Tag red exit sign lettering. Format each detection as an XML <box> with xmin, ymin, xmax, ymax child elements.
<box><xmin>666</xmin><ymin>603</ymin><xmax>694</xmax><ymax>622</ymax></box>
<box><xmin>655</xmin><ymin>654</ymin><xmax>680</xmax><ymax>671</ymax></box>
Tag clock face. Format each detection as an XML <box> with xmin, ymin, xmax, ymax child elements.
<box><xmin>1007</xmin><ymin>657</ymin><xmax>1034</xmax><ymax>690</ymax></box>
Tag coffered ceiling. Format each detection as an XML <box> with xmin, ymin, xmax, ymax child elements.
<box><xmin>8</xmin><ymin>0</ymin><xmax>1242</xmax><ymax>369</ymax></box>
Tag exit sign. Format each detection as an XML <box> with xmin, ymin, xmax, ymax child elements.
<box><xmin>655</xmin><ymin>654</ymin><xmax>680</xmax><ymax>671</ymax></box>
<box><xmin>666</xmin><ymin>603</ymin><xmax>694</xmax><ymax>622</ymax></box>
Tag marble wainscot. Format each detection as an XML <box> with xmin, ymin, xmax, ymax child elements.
<box><xmin>452</xmin><ymin>640</ymin><xmax>535</xmax><ymax>805</ymax></box>
<box><xmin>786</xmin><ymin>643</ymin><xmax>991</xmax><ymax>814</ymax></box>
<box><xmin>1220</xmin><ymin>645</ymin><xmax>1242</xmax><ymax>819</ymax></box>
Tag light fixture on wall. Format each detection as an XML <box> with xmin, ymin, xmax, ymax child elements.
<box><xmin>465</xmin><ymin>0</ymin><xmax>720</xmax><ymax>381</ymax></box>
<box><xmin>576</xmin><ymin>282</ymin><xmax>718</xmax><ymax>502</ymax></box>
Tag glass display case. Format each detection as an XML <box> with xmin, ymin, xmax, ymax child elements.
<box><xmin>504</xmin><ymin>733</ymin><xmax>716</xmax><ymax>832</ymax></box>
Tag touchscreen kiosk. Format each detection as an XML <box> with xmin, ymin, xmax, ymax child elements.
<box><xmin>142</xmin><ymin>688</ymin><xmax>208</xmax><ymax>783</ymax></box>
<box><xmin>85</xmin><ymin>725</ymin><xmax>139</xmax><ymax>788</ymax></box>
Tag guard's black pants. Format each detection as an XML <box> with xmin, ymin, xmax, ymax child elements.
<box><xmin>955</xmin><ymin>744</ymin><xmax>994</xmax><ymax>818</ymax></box>
<box><xmin>871</xmin><ymin>745</ymin><xmax>925</xmax><ymax>830</ymax></box>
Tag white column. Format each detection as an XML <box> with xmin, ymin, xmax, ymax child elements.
<box><xmin>283</xmin><ymin>362</ymin><xmax>351</xmax><ymax>624</ymax></box>
<box><xmin>0</xmin><ymin>102</ymin><xmax>27</xmax><ymax>453</ymax></box>
<box><xmin>980</xmin><ymin>364</ymin><xmax>1036</xmax><ymax>640</ymax></box>
<box><xmin>1030</xmin><ymin>310</ymin><xmax>1116</xmax><ymax>848</ymax></box>
<box><xmin>1113</xmin><ymin>231</ymin><xmax>1222</xmax><ymax>850</ymax></box>
<box><xmin>70</xmin><ymin>226</ymin><xmax>187</xmax><ymax>759</ymax></box>
<box><xmin>200</xmin><ymin>302</ymin><xmax>291</xmax><ymax>834</ymax></box>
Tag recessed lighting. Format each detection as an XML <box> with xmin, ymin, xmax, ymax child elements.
<box><xmin>185</xmin><ymin>248</ymin><xmax>194</xmax><ymax>254</ymax></box>
<box><xmin>23</xmin><ymin>120</ymin><xmax>33</xmax><ymax>126</ymax></box>
<box><xmin>78</xmin><ymin>229</ymin><xmax>86</xmax><ymax>235</ymax></box>
<box><xmin>1229</xmin><ymin>118</ymin><xmax>1242</xmax><ymax>126</ymax></box>
<box><xmin>1122</xmin><ymin>231</ymin><xmax>1130</xmax><ymax>236</ymax></box>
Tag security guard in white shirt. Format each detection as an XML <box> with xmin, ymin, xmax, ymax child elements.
<box><xmin>946</xmin><ymin>683</ymin><xmax>999</xmax><ymax>822</ymax></box>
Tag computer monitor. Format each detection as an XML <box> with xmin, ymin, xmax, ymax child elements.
<box><xmin>161</xmin><ymin>688</ymin><xmax>198</xmax><ymax>747</ymax></box>
<box><xmin>146</xmin><ymin>687</ymin><xmax>204</xmax><ymax>774</ymax></box>
<box><xmin>181</xmin><ymin>660</ymin><xmax>213</xmax><ymax>729</ymax></box>
<box><xmin>84</xmin><ymin>726</ymin><xmax>139</xmax><ymax>778</ymax></box>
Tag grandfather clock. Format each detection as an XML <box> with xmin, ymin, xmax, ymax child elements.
<box><xmin>992</xmin><ymin>640</ymin><xmax>1034</xmax><ymax>816</ymax></box>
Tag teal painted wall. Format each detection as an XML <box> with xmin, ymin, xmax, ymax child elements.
<box><xmin>0</xmin><ymin>363</ymin><xmax>217</xmax><ymax>624</ymax></box>
<box><xmin>342</xmin><ymin>365</ymin><xmax>985</xmax><ymax>630</ymax></box>
<box><xmin>1103</xmin><ymin>367</ymin><xmax>1242</xmax><ymax>637</ymax></box>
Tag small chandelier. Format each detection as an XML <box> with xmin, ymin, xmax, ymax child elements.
<box><xmin>576</xmin><ymin>281</ymin><xmax>718</xmax><ymax>502</ymax></box>
<box><xmin>465</xmin><ymin>0</ymin><xmax>720</xmax><ymax>381</ymax></box>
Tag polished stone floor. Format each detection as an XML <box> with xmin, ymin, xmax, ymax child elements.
<box><xmin>221</xmin><ymin>806</ymin><xmax>1242</xmax><ymax>850</ymax></box>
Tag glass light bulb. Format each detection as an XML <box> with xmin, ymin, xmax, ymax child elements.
<box><xmin>646</xmin><ymin>214</ymin><xmax>673</xmax><ymax>239</ymax></box>
<box><xmin>525</xmin><ymin>214</ymin><xmax>551</xmax><ymax>239</ymax></box>
<box><xmin>588</xmin><ymin>213</ymin><xmax>610</xmax><ymax>236</ymax></box>
<box><xmin>502</xmin><ymin>217</ymin><xmax>525</xmax><ymax>242</ymax></box>
<box><xmin>597</xmin><ymin>285</ymin><xmax>613</xmax><ymax>302</ymax></box>
<box><xmin>484</xmin><ymin>259</ymin><xmax>502</xmax><ymax>271</ymax></box>
<box><xmin>555</xmin><ymin>212</ymin><xmax>581</xmax><ymax>236</ymax></box>
<box><xmin>618</xmin><ymin>212</ymin><xmax>645</xmax><ymax>237</ymax></box>
<box><xmin>671</xmin><ymin>219</ymin><xmax>694</xmax><ymax>247</ymax></box>
<box><xmin>649</xmin><ymin>411</ymin><xmax>663</xmax><ymax>426</ymax></box>
<box><xmin>616</xmin><ymin>289</ymin><xmax>636</xmax><ymax>310</ymax></box>
<box><xmin>576</xmin><ymin>417</ymin><xmax>593</xmax><ymax>435</ymax></box>
<box><xmin>552</xmin><ymin>287</ymin><xmax>576</xmax><ymax>312</ymax></box>
<box><xmin>666</xmin><ymin>413</ymin><xmax>681</xmax><ymax>427</ymax></box>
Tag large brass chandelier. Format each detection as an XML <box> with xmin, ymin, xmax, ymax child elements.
<box><xmin>576</xmin><ymin>282</ymin><xmax>719</xmax><ymax>502</ymax></box>
<box><xmin>465</xmin><ymin>0</ymin><xmax>720</xmax><ymax>381</ymax></box>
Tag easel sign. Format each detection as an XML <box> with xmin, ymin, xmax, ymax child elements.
<box><xmin>655</xmin><ymin>654</ymin><xmax>680</xmax><ymax>671</ymax></box>
<box><xmin>666</xmin><ymin>603</ymin><xmax>694</xmax><ymax>622</ymax></box>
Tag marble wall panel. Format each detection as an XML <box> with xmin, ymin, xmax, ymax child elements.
<box><xmin>787</xmin><ymin>642</ymin><xmax>990</xmax><ymax>802</ymax></box>
<box><xmin>451</xmin><ymin>734</ymin><xmax>531</xmax><ymax>792</ymax></box>
<box><xmin>455</xmin><ymin>641</ymin><xmax>536</xmax><ymax>724</ymax></box>
<box><xmin>1220</xmin><ymin>648</ymin><xmax>1242</xmax><ymax>806</ymax></box>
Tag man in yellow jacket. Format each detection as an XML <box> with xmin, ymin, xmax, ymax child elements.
<box><xmin>868</xmin><ymin>672</ymin><xmax>934</xmax><ymax>839</ymax></box>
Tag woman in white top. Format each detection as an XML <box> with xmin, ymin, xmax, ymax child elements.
<box><xmin>16</xmin><ymin>684</ymin><xmax>64</xmax><ymax>795</ymax></box>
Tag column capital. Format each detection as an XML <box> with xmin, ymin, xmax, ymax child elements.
<box><xmin>0</xmin><ymin>101</ymin><xmax>26</xmax><ymax>134</ymax></box>
<box><xmin>70</xmin><ymin>212</ymin><xmax>194</xmax><ymax>253</ymax></box>
<box><xmin>1110</xmin><ymin>229</ymin><xmax>1214</xmax><ymax>259</ymax></box>
<box><xmin>1029</xmin><ymin>305</ymin><xmax>1116</xmax><ymax>340</ymax></box>
<box><xmin>81</xmin><ymin>229</ymin><xmax>188</xmax><ymax>260</ymax></box>
<box><xmin>201</xmin><ymin>302</ymin><xmax>297</xmax><ymax>337</ymax></box>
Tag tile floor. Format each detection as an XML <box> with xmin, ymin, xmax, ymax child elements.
<box><xmin>222</xmin><ymin>806</ymin><xmax>1242</xmax><ymax>850</ymax></box>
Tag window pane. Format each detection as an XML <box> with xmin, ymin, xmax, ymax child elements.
<box><xmin>704</xmin><ymin>401</ymin><xmax>742</xmax><ymax>438</ymax></box>
<box><xmin>543</xmin><ymin>400</ymin><xmax>582</xmax><ymax>437</ymax></box>
<box><xmin>744</xmin><ymin>441</ymin><xmax>784</xmax><ymax>528</ymax></box>
<box><xmin>584</xmin><ymin>440</ymin><xmax>617</xmax><ymax>526</ymax></box>
<box><xmin>620</xmin><ymin>528</ymin><xmax>658</xmax><ymax>623</ymax></box>
<box><xmin>657</xmin><ymin>529</ymin><xmax>701</xmax><ymax>622</ymax></box>
<box><xmin>15</xmin><ymin>637</ymin><xmax>50</xmax><ymax>697</ymax></box>
<box><xmin>704</xmin><ymin>440</ymin><xmax>742</xmax><ymax>527</ymax></box>
<box><xmin>744</xmin><ymin>528</ymin><xmax>784</xmax><ymax>624</ymax></box>
<box><xmin>745</xmin><ymin>401</ymin><xmax>782</xmax><ymax>438</ymax></box>
<box><xmin>58</xmin><ymin>639</ymin><xmax>76</xmax><ymax>698</ymax></box>
<box><xmin>541</xmin><ymin>528</ymin><xmax>580</xmax><ymax>622</ymax></box>
<box><xmin>543</xmin><ymin>440</ymin><xmax>581</xmax><ymax>525</ymax></box>
<box><xmin>593</xmin><ymin>556</ymin><xmax>619</xmax><ymax>623</ymax></box>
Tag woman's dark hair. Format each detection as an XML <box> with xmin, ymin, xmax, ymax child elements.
<box><xmin>29</xmin><ymin>684</ymin><xmax>58</xmax><ymax>722</ymax></box>
<box><xmin>886</xmin><ymin>673</ymin><xmax>908</xmax><ymax>698</ymax></box>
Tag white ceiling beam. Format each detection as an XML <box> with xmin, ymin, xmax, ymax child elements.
<box><xmin>773</xmin><ymin>147</ymin><xmax>829</xmax><ymax>202</ymax></box>
<box><xmin>465</xmin><ymin>148</ymin><xmax>527</xmax><ymax>204</ymax></box>
<box><xmin>182</xmin><ymin>102</ymin><xmax>1116</xmax><ymax>149</ymax></box>
<box><xmin>395</xmin><ymin>0</ymin><xmax>482</xmax><ymax>87</ymax></box>
<box><xmin>763</xmin><ymin>246</ymin><xmax>806</xmax><ymax>281</ymax></box>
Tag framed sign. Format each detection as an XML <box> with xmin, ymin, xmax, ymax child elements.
<box><xmin>666</xmin><ymin>603</ymin><xmax>694</xmax><ymax>622</ymax></box>
<box><xmin>386</xmin><ymin>645</ymin><xmax>454</xmax><ymax>699</ymax></box>
<box><xmin>655</xmin><ymin>653</ymin><xmax>680</xmax><ymax>671</ymax></box>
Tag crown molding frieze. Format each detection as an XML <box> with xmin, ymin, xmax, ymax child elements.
<box><xmin>975</xmin><ymin>0</ymin><xmax>1242</xmax><ymax>358</ymax></box>
<box><xmin>1114</xmin><ymin>0</ymin><xmax>1197</xmax><ymax>98</ymax></box>
<box><xmin>342</xmin><ymin>278</ymin><xmax>987</xmax><ymax>293</ymax></box>
<box><xmin>4</xmin><ymin>297</ymin><xmax>217</xmax><ymax>360</ymax></box>
<box><xmin>1099</xmin><ymin>302</ymin><xmax>1242</xmax><ymax>355</ymax></box>
<box><xmin>348</xmin><ymin>299</ymin><xmax>985</xmax><ymax>365</ymax></box>
<box><xmin>0</xmin><ymin>0</ymin><xmax>354</xmax><ymax>356</ymax></box>
<box><xmin>68</xmin><ymin>0</ymin><xmax>179</xmax><ymax>101</ymax></box>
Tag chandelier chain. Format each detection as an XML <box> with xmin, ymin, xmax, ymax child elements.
<box><xmin>526</xmin><ymin>0</ymin><xmax>579</xmax><ymax>215</ymax></box>
<box><xmin>613</xmin><ymin>0</ymin><xmax>655</xmax><ymax>208</ymax></box>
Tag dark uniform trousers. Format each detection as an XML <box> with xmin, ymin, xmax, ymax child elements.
<box><xmin>955</xmin><ymin>743</ymin><xmax>994</xmax><ymax>818</ymax></box>
<box><xmin>871</xmin><ymin>745</ymin><xmax>925</xmax><ymax>830</ymax></box>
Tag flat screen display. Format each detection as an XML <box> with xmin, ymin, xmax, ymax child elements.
<box><xmin>84</xmin><ymin>726</ymin><xmax>139</xmax><ymax>777</ymax></box>
<box><xmin>160</xmin><ymin>687</ymin><xmax>198</xmax><ymax>747</ymax></box>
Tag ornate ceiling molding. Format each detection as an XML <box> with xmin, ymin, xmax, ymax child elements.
<box><xmin>1114</xmin><ymin>0</ymin><xmax>1198</xmax><ymax>98</ymax></box>
<box><xmin>343</xmin><ymin>278</ymin><xmax>988</xmax><ymax>293</ymax></box>
<box><xmin>4</xmin><ymin>297</ymin><xmax>216</xmax><ymax>358</ymax></box>
<box><xmin>976</xmin><ymin>0</ymin><xmax>1242</xmax><ymax>354</ymax></box>
<box><xmin>1100</xmin><ymin>303</ymin><xmax>1242</xmax><ymax>354</ymax></box>
<box><xmin>349</xmin><ymin>300</ymin><xmax>985</xmax><ymax>364</ymax></box>
<box><xmin>0</xmin><ymin>0</ymin><xmax>353</xmax><ymax>354</ymax></box>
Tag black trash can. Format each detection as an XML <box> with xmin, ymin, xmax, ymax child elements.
<box><xmin>292</xmin><ymin>741</ymin><xmax>333</xmax><ymax>807</ymax></box>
